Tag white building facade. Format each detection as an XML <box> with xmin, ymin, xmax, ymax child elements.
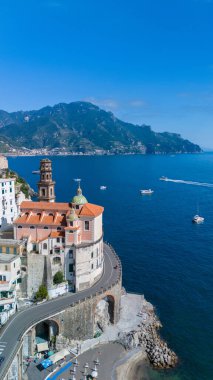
<box><xmin>0</xmin><ymin>254</ymin><xmax>21</xmax><ymax>325</ymax></box>
<box><xmin>0</xmin><ymin>177</ymin><xmax>18</xmax><ymax>230</ymax></box>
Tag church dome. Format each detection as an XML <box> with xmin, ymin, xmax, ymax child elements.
<box><xmin>71</xmin><ymin>184</ymin><xmax>88</xmax><ymax>205</ymax></box>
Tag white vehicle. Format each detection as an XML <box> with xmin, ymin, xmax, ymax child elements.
<box><xmin>159</xmin><ymin>176</ymin><xmax>168</xmax><ymax>181</ymax></box>
<box><xmin>192</xmin><ymin>215</ymin><xmax>204</xmax><ymax>224</ymax></box>
<box><xmin>140</xmin><ymin>189</ymin><xmax>154</xmax><ymax>195</ymax></box>
<box><xmin>100</xmin><ymin>186</ymin><xmax>107</xmax><ymax>190</ymax></box>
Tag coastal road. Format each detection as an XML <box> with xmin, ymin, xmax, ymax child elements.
<box><xmin>0</xmin><ymin>243</ymin><xmax>121</xmax><ymax>380</ymax></box>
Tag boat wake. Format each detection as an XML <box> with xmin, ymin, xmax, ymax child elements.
<box><xmin>162</xmin><ymin>178</ymin><xmax>213</xmax><ymax>188</ymax></box>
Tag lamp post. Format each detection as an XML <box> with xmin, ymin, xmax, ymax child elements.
<box><xmin>91</xmin><ymin>369</ymin><xmax>98</xmax><ymax>379</ymax></box>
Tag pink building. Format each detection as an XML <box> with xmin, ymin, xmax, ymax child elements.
<box><xmin>14</xmin><ymin>184</ymin><xmax>104</xmax><ymax>292</ymax></box>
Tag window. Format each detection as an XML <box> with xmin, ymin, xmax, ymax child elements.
<box><xmin>69</xmin><ymin>263</ymin><xmax>74</xmax><ymax>272</ymax></box>
<box><xmin>56</xmin><ymin>237</ymin><xmax>60</xmax><ymax>243</ymax></box>
<box><xmin>5</xmin><ymin>265</ymin><xmax>8</xmax><ymax>271</ymax></box>
<box><xmin>91</xmin><ymin>263</ymin><xmax>93</xmax><ymax>270</ymax></box>
<box><xmin>44</xmin><ymin>226</ymin><xmax>48</xmax><ymax>230</ymax></box>
<box><xmin>14</xmin><ymin>248</ymin><xmax>17</xmax><ymax>255</ymax></box>
<box><xmin>42</xmin><ymin>189</ymin><xmax>45</xmax><ymax>196</ymax></box>
<box><xmin>85</xmin><ymin>221</ymin><xmax>89</xmax><ymax>231</ymax></box>
<box><xmin>18</xmin><ymin>226</ymin><xmax>22</xmax><ymax>229</ymax></box>
<box><xmin>43</xmin><ymin>243</ymin><xmax>47</xmax><ymax>250</ymax></box>
<box><xmin>53</xmin><ymin>257</ymin><xmax>61</xmax><ymax>265</ymax></box>
<box><xmin>96</xmin><ymin>248</ymin><xmax>99</xmax><ymax>256</ymax></box>
<box><xmin>6</xmin><ymin>247</ymin><xmax>10</xmax><ymax>254</ymax></box>
<box><xmin>2</xmin><ymin>190</ymin><xmax>4</xmax><ymax>195</ymax></box>
<box><xmin>10</xmin><ymin>200</ymin><xmax>12</xmax><ymax>205</ymax></box>
<box><xmin>10</xmin><ymin>188</ymin><xmax>12</xmax><ymax>193</ymax></box>
<box><xmin>14</xmin><ymin>263</ymin><xmax>15</xmax><ymax>268</ymax></box>
<box><xmin>50</xmin><ymin>188</ymin><xmax>53</xmax><ymax>196</ymax></box>
<box><xmin>69</xmin><ymin>249</ymin><xmax>73</xmax><ymax>259</ymax></box>
<box><xmin>62</xmin><ymin>237</ymin><xmax>65</xmax><ymax>243</ymax></box>
<box><xmin>91</xmin><ymin>252</ymin><xmax>93</xmax><ymax>258</ymax></box>
<box><xmin>11</xmin><ymin>208</ymin><xmax>13</xmax><ymax>213</ymax></box>
<box><xmin>2</xmin><ymin>182</ymin><xmax>4</xmax><ymax>186</ymax></box>
<box><xmin>3</xmin><ymin>275</ymin><xmax>6</xmax><ymax>281</ymax></box>
<box><xmin>0</xmin><ymin>247</ymin><xmax>2</xmax><ymax>253</ymax></box>
<box><xmin>57</xmin><ymin>227</ymin><xmax>61</xmax><ymax>231</ymax></box>
<box><xmin>97</xmin><ymin>260</ymin><xmax>98</xmax><ymax>268</ymax></box>
<box><xmin>30</xmin><ymin>226</ymin><xmax>35</xmax><ymax>229</ymax></box>
<box><xmin>9</xmin><ymin>181</ymin><xmax>12</xmax><ymax>186</ymax></box>
<box><xmin>49</xmin><ymin>213</ymin><xmax>54</xmax><ymax>216</ymax></box>
<box><xmin>70</xmin><ymin>221</ymin><xmax>73</xmax><ymax>227</ymax></box>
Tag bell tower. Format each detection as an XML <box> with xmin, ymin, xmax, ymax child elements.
<box><xmin>38</xmin><ymin>159</ymin><xmax>55</xmax><ymax>202</ymax></box>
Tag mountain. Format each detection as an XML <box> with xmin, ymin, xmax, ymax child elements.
<box><xmin>0</xmin><ymin>102</ymin><xmax>201</xmax><ymax>154</ymax></box>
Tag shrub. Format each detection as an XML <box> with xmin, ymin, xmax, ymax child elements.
<box><xmin>53</xmin><ymin>271</ymin><xmax>64</xmax><ymax>284</ymax></box>
<box><xmin>35</xmin><ymin>284</ymin><xmax>48</xmax><ymax>300</ymax></box>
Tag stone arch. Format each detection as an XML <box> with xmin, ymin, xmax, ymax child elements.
<box><xmin>104</xmin><ymin>294</ymin><xmax>115</xmax><ymax>324</ymax></box>
<box><xmin>35</xmin><ymin>319</ymin><xmax>59</xmax><ymax>345</ymax></box>
<box><xmin>95</xmin><ymin>294</ymin><xmax>115</xmax><ymax>332</ymax></box>
<box><xmin>53</xmin><ymin>256</ymin><xmax>61</xmax><ymax>265</ymax></box>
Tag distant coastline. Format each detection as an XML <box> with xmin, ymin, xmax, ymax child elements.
<box><xmin>3</xmin><ymin>150</ymin><xmax>202</xmax><ymax>157</ymax></box>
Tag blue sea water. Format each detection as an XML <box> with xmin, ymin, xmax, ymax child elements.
<box><xmin>8</xmin><ymin>154</ymin><xmax>213</xmax><ymax>380</ymax></box>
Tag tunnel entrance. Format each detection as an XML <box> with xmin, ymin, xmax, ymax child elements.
<box><xmin>35</xmin><ymin>320</ymin><xmax>59</xmax><ymax>348</ymax></box>
<box><xmin>95</xmin><ymin>295</ymin><xmax>115</xmax><ymax>332</ymax></box>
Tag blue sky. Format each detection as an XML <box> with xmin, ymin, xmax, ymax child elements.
<box><xmin>0</xmin><ymin>0</ymin><xmax>213</xmax><ymax>148</ymax></box>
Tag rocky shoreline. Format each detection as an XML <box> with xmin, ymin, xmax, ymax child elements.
<box><xmin>118</xmin><ymin>296</ymin><xmax>178</xmax><ymax>370</ymax></box>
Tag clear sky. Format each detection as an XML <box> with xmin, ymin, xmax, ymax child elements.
<box><xmin>0</xmin><ymin>0</ymin><xmax>213</xmax><ymax>148</ymax></box>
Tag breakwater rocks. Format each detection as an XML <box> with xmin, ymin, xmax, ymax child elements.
<box><xmin>118</xmin><ymin>299</ymin><xmax>178</xmax><ymax>369</ymax></box>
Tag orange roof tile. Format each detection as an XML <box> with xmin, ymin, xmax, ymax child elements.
<box><xmin>78</xmin><ymin>203</ymin><xmax>104</xmax><ymax>217</ymax></box>
<box><xmin>20</xmin><ymin>201</ymin><xmax>70</xmax><ymax>211</ymax></box>
<box><xmin>50</xmin><ymin>231</ymin><xmax>65</xmax><ymax>238</ymax></box>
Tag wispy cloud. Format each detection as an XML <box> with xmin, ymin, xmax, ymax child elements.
<box><xmin>83</xmin><ymin>97</ymin><xmax>118</xmax><ymax>109</ymax></box>
<box><xmin>129</xmin><ymin>100</ymin><xmax>147</xmax><ymax>108</ymax></box>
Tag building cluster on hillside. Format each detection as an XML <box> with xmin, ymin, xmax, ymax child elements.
<box><xmin>0</xmin><ymin>158</ymin><xmax>105</xmax><ymax>325</ymax></box>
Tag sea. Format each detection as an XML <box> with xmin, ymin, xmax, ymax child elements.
<box><xmin>8</xmin><ymin>153</ymin><xmax>213</xmax><ymax>380</ymax></box>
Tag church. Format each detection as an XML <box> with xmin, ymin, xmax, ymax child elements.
<box><xmin>14</xmin><ymin>159</ymin><xmax>104</xmax><ymax>294</ymax></box>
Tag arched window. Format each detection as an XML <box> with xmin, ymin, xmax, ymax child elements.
<box><xmin>49</xmin><ymin>213</ymin><xmax>53</xmax><ymax>216</ymax></box>
<box><xmin>30</xmin><ymin>226</ymin><xmax>35</xmax><ymax>229</ymax></box>
<box><xmin>53</xmin><ymin>257</ymin><xmax>61</xmax><ymax>265</ymax></box>
<box><xmin>50</xmin><ymin>188</ymin><xmax>53</xmax><ymax>196</ymax></box>
<box><xmin>42</xmin><ymin>189</ymin><xmax>45</xmax><ymax>196</ymax></box>
<box><xmin>37</xmin><ymin>213</ymin><xmax>41</xmax><ymax>216</ymax></box>
<box><xmin>57</xmin><ymin>227</ymin><xmax>62</xmax><ymax>231</ymax></box>
<box><xmin>44</xmin><ymin>226</ymin><xmax>48</xmax><ymax>230</ymax></box>
<box><xmin>18</xmin><ymin>225</ymin><xmax>22</xmax><ymax>229</ymax></box>
<box><xmin>43</xmin><ymin>243</ymin><xmax>47</xmax><ymax>250</ymax></box>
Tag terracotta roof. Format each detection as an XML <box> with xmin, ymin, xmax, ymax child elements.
<box><xmin>64</xmin><ymin>226</ymin><xmax>79</xmax><ymax>231</ymax></box>
<box><xmin>50</xmin><ymin>231</ymin><xmax>65</xmax><ymax>238</ymax></box>
<box><xmin>20</xmin><ymin>201</ymin><xmax>70</xmax><ymax>211</ymax></box>
<box><xmin>14</xmin><ymin>213</ymin><xmax>67</xmax><ymax>226</ymax></box>
<box><xmin>78</xmin><ymin>203</ymin><xmax>104</xmax><ymax>217</ymax></box>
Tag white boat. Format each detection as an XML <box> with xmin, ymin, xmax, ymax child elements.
<box><xmin>100</xmin><ymin>186</ymin><xmax>107</xmax><ymax>190</ymax></box>
<box><xmin>159</xmin><ymin>176</ymin><xmax>168</xmax><ymax>181</ymax></box>
<box><xmin>140</xmin><ymin>189</ymin><xmax>154</xmax><ymax>195</ymax></box>
<box><xmin>192</xmin><ymin>215</ymin><xmax>204</xmax><ymax>224</ymax></box>
<box><xmin>32</xmin><ymin>170</ymin><xmax>40</xmax><ymax>174</ymax></box>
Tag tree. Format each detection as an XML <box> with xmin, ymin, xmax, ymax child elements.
<box><xmin>35</xmin><ymin>284</ymin><xmax>48</xmax><ymax>300</ymax></box>
<box><xmin>53</xmin><ymin>271</ymin><xmax>64</xmax><ymax>285</ymax></box>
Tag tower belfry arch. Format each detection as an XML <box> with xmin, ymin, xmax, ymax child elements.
<box><xmin>38</xmin><ymin>159</ymin><xmax>56</xmax><ymax>202</ymax></box>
